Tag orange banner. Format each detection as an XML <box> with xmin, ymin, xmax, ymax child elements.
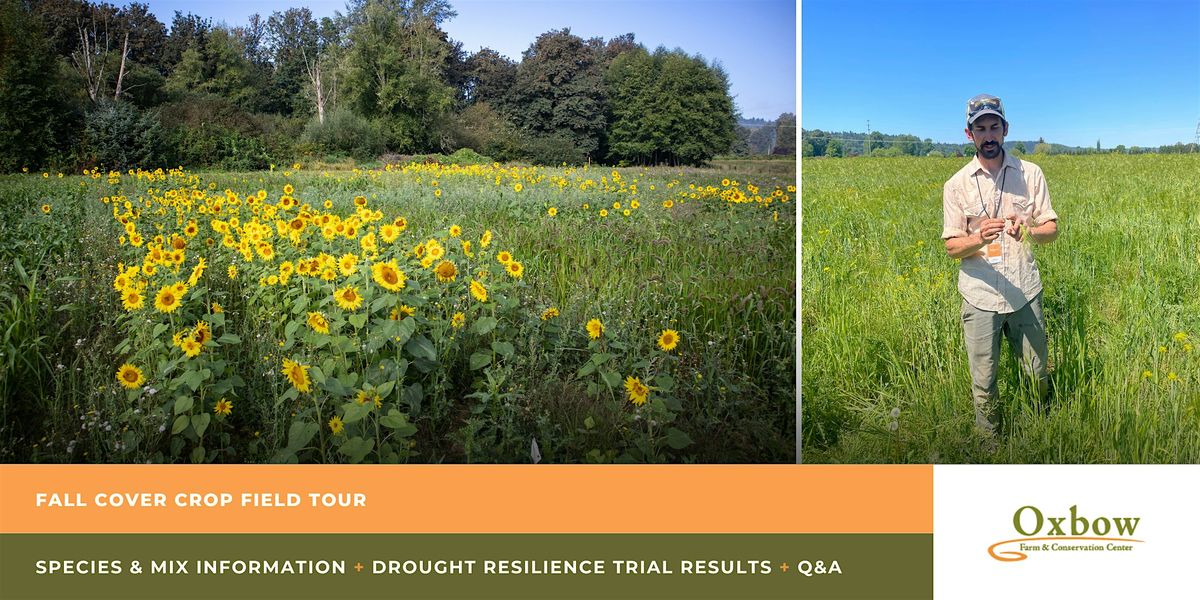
<box><xmin>0</xmin><ymin>465</ymin><xmax>931</xmax><ymax>534</ymax></box>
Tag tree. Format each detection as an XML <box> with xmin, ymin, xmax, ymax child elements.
<box><xmin>161</xmin><ymin>12</ymin><xmax>211</xmax><ymax>72</ymax></box>
<box><xmin>343</xmin><ymin>0</ymin><xmax>458</xmax><ymax>151</ymax></box>
<box><xmin>1034</xmin><ymin>142</ymin><xmax>1052</xmax><ymax>155</ymax></box>
<box><xmin>463</xmin><ymin>48</ymin><xmax>515</xmax><ymax>108</ymax></box>
<box><xmin>0</xmin><ymin>0</ymin><xmax>77</xmax><ymax>170</ymax></box>
<box><xmin>963</xmin><ymin>143</ymin><xmax>976</xmax><ymax>157</ymax></box>
<box><xmin>507</xmin><ymin>29</ymin><xmax>608</xmax><ymax>162</ymax></box>
<box><xmin>826</xmin><ymin>138</ymin><xmax>843</xmax><ymax>158</ymax></box>
<box><xmin>773</xmin><ymin>113</ymin><xmax>796</xmax><ymax>155</ymax></box>
<box><xmin>1013</xmin><ymin>142</ymin><xmax>1026</xmax><ymax>154</ymax></box>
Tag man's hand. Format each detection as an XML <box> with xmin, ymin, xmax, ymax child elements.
<box><xmin>1003</xmin><ymin>213</ymin><xmax>1026</xmax><ymax>241</ymax></box>
<box><xmin>979</xmin><ymin>217</ymin><xmax>1005</xmax><ymax>243</ymax></box>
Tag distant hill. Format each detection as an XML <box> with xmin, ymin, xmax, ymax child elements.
<box><xmin>739</xmin><ymin>117</ymin><xmax>770</xmax><ymax>129</ymax></box>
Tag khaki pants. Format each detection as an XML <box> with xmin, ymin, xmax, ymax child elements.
<box><xmin>961</xmin><ymin>293</ymin><xmax>1048</xmax><ymax>435</ymax></box>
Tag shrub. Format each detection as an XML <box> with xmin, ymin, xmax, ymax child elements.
<box><xmin>302</xmin><ymin>109</ymin><xmax>387</xmax><ymax>160</ymax></box>
<box><xmin>80</xmin><ymin>100</ymin><xmax>165</xmax><ymax>170</ymax></box>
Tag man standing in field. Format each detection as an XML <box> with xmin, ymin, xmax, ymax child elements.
<box><xmin>942</xmin><ymin>94</ymin><xmax>1059</xmax><ymax>441</ymax></box>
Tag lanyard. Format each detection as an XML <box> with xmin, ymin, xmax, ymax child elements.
<box><xmin>974</xmin><ymin>167</ymin><xmax>1006</xmax><ymax>219</ymax></box>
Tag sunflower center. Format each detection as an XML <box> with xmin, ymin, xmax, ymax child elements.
<box><xmin>123</xmin><ymin>371</ymin><xmax>137</xmax><ymax>382</ymax></box>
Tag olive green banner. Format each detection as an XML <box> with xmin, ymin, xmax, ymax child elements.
<box><xmin>0</xmin><ymin>534</ymin><xmax>930</xmax><ymax>599</ymax></box>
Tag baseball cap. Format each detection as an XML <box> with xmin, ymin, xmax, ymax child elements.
<box><xmin>966</xmin><ymin>94</ymin><xmax>1005</xmax><ymax>125</ymax></box>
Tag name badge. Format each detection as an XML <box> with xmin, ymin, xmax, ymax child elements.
<box><xmin>986</xmin><ymin>240</ymin><xmax>1002</xmax><ymax>265</ymax></box>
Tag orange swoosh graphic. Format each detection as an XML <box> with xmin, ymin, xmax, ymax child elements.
<box><xmin>988</xmin><ymin>536</ymin><xmax>1145</xmax><ymax>562</ymax></box>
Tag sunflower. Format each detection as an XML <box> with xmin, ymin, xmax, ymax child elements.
<box><xmin>227</xmin><ymin>265</ymin><xmax>238</xmax><ymax>279</ymax></box>
<box><xmin>657</xmin><ymin>329</ymin><xmax>680</xmax><ymax>352</ymax></box>
<box><xmin>283</xmin><ymin>183</ymin><xmax>294</xmax><ymax>195</ymax></box>
<box><xmin>328</xmin><ymin>414</ymin><xmax>345</xmax><ymax>435</ymax></box>
<box><xmin>599</xmin><ymin>209</ymin><xmax>608</xmax><ymax>218</ymax></box>
<box><xmin>470</xmin><ymin>279</ymin><xmax>488</xmax><ymax>303</ymax></box>
<box><xmin>461</xmin><ymin>239</ymin><xmax>473</xmax><ymax>257</ymax></box>
<box><xmin>435</xmin><ymin>260</ymin><xmax>458</xmax><ymax>282</ymax></box>
<box><xmin>586</xmin><ymin>318</ymin><xmax>604</xmax><ymax>340</ymax></box>
<box><xmin>181</xmin><ymin>338</ymin><xmax>202</xmax><ymax>358</ymax></box>
<box><xmin>371</xmin><ymin>260</ymin><xmax>407</xmax><ymax>291</ymax></box>
<box><xmin>427</xmin><ymin>243</ymin><xmax>445</xmax><ymax>260</ymax></box>
<box><xmin>355</xmin><ymin>390</ymin><xmax>382</xmax><ymax>409</ymax></box>
<box><xmin>547</xmin><ymin>207</ymin><xmax>557</xmax><ymax>217</ymax></box>
<box><xmin>622</xmin><ymin>209</ymin><xmax>631</xmax><ymax>217</ymax></box>
<box><xmin>496</xmin><ymin>250</ymin><xmax>513</xmax><ymax>265</ymax></box>
<box><xmin>154</xmin><ymin>283</ymin><xmax>183</xmax><ymax>313</ymax></box>
<box><xmin>338</xmin><ymin>253</ymin><xmax>358</xmax><ymax>276</ymax></box>
<box><xmin>513</xmin><ymin>183</ymin><xmax>523</xmax><ymax>193</ymax></box>
<box><xmin>334</xmin><ymin>286</ymin><xmax>363</xmax><ymax>311</ymax></box>
<box><xmin>282</xmin><ymin>358</ymin><xmax>312</xmax><ymax>393</ymax></box>
<box><xmin>390</xmin><ymin>305</ymin><xmax>416</xmax><ymax>320</ymax></box>
<box><xmin>434</xmin><ymin>189</ymin><xmax>442</xmax><ymax>198</ymax></box>
<box><xmin>353</xmin><ymin>195</ymin><xmax>367</xmax><ymax>207</ymax></box>
<box><xmin>449</xmin><ymin>225</ymin><xmax>461</xmax><ymax>237</ymax></box>
<box><xmin>480</xmin><ymin>230</ymin><xmax>493</xmax><ymax>248</ymax></box>
<box><xmin>394</xmin><ymin>216</ymin><xmax>408</xmax><ymax>232</ymax></box>
<box><xmin>451</xmin><ymin>312</ymin><xmax>466</xmax><ymax>329</ymax></box>
<box><xmin>211</xmin><ymin>302</ymin><xmax>223</xmax><ymax>313</ymax></box>
<box><xmin>116</xmin><ymin>364</ymin><xmax>144</xmax><ymax>389</ymax></box>
<box><xmin>307</xmin><ymin>311</ymin><xmax>330</xmax><ymax>334</ymax></box>
<box><xmin>187</xmin><ymin>257</ymin><xmax>207</xmax><ymax>286</ymax></box>
<box><xmin>663</xmin><ymin>200</ymin><xmax>674</xmax><ymax>209</ymax></box>
<box><xmin>41</xmin><ymin>204</ymin><xmax>51</xmax><ymax>214</ymax></box>
<box><xmin>624</xmin><ymin>375</ymin><xmax>649</xmax><ymax>406</ymax></box>
<box><xmin>541</xmin><ymin>307</ymin><xmax>559</xmax><ymax>321</ymax></box>
<box><xmin>122</xmin><ymin>289</ymin><xmax>144</xmax><ymax>311</ymax></box>
<box><xmin>380</xmin><ymin>224</ymin><xmax>400</xmax><ymax>243</ymax></box>
<box><xmin>505</xmin><ymin>261</ymin><xmax>524</xmax><ymax>279</ymax></box>
<box><xmin>193</xmin><ymin>321</ymin><xmax>213</xmax><ymax>345</ymax></box>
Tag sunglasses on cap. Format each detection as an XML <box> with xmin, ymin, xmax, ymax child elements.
<box><xmin>966</xmin><ymin>94</ymin><xmax>1005</xmax><ymax>125</ymax></box>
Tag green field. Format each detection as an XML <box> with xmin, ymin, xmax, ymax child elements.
<box><xmin>802</xmin><ymin>154</ymin><xmax>1200</xmax><ymax>463</ymax></box>
<box><xmin>0</xmin><ymin>161</ymin><xmax>795</xmax><ymax>464</ymax></box>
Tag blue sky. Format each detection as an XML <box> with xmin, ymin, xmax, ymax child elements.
<box><xmin>802</xmin><ymin>0</ymin><xmax>1200</xmax><ymax>147</ymax></box>
<box><xmin>144</xmin><ymin>0</ymin><xmax>798</xmax><ymax>121</ymax></box>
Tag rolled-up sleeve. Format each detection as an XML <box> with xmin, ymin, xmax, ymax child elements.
<box><xmin>1029</xmin><ymin>165</ymin><xmax>1058</xmax><ymax>225</ymax></box>
<box><xmin>942</xmin><ymin>179</ymin><xmax>967</xmax><ymax>239</ymax></box>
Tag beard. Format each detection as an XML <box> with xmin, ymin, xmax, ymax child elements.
<box><xmin>978</xmin><ymin>141</ymin><xmax>1003</xmax><ymax>159</ymax></box>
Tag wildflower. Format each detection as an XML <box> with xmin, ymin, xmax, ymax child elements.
<box><xmin>480</xmin><ymin>230</ymin><xmax>493</xmax><ymax>248</ymax></box>
<box><xmin>282</xmin><ymin>358</ymin><xmax>312</xmax><ymax>393</ymax></box>
<box><xmin>193</xmin><ymin>321</ymin><xmax>212</xmax><ymax>345</ymax></box>
<box><xmin>599</xmin><ymin>209</ymin><xmax>608</xmax><ymax>218</ymax></box>
<box><xmin>154</xmin><ymin>283</ymin><xmax>184</xmax><ymax>313</ymax></box>
<box><xmin>390</xmin><ymin>305</ymin><xmax>415</xmax><ymax>320</ymax></box>
<box><xmin>548</xmin><ymin>207</ymin><xmax>557</xmax><ymax>217</ymax></box>
<box><xmin>338</xmin><ymin>253</ymin><xmax>358</xmax><ymax>276</ymax></box>
<box><xmin>434</xmin><ymin>189</ymin><xmax>442</xmax><ymax>198</ymax></box>
<box><xmin>116</xmin><ymin>364</ymin><xmax>144</xmax><ymax>389</ymax></box>
<box><xmin>1142</xmin><ymin>370</ymin><xmax>1153</xmax><ymax>379</ymax></box>
<box><xmin>307</xmin><ymin>312</ymin><xmax>330</xmax><ymax>334</ymax></box>
<box><xmin>356</xmin><ymin>390</ymin><xmax>383</xmax><ymax>409</ymax></box>
<box><xmin>435</xmin><ymin>260</ymin><xmax>458</xmax><ymax>282</ymax></box>
<box><xmin>657</xmin><ymin>329</ymin><xmax>680</xmax><ymax>351</ymax></box>
<box><xmin>513</xmin><ymin>183</ymin><xmax>523</xmax><ymax>193</ymax></box>
<box><xmin>470</xmin><ymin>279</ymin><xmax>488</xmax><ymax>302</ymax></box>
<box><xmin>663</xmin><ymin>200</ymin><xmax>674</xmax><ymax>208</ymax></box>
<box><xmin>334</xmin><ymin>286</ymin><xmax>363</xmax><ymax>311</ymax></box>
<box><xmin>505</xmin><ymin>261</ymin><xmax>524</xmax><ymax>279</ymax></box>
<box><xmin>181</xmin><ymin>338</ymin><xmax>202</xmax><ymax>357</ymax></box>
<box><xmin>41</xmin><ymin>204</ymin><xmax>51</xmax><ymax>214</ymax></box>
<box><xmin>283</xmin><ymin>184</ymin><xmax>294</xmax><ymax>195</ymax></box>
<box><xmin>372</xmin><ymin>260</ymin><xmax>407</xmax><ymax>291</ymax></box>
<box><xmin>329</xmin><ymin>415</ymin><xmax>344</xmax><ymax>435</ymax></box>
<box><xmin>1168</xmin><ymin>372</ymin><xmax>1178</xmax><ymax>381</ymax></box>
<box><xmin>449</xmin><ymin>225</ymin><xmax>462</xmax><ymax>237</ymax></box>
<box><xmin>214</xmin><ymin>398</ymin><xmax>233</xmax><ymax>416</ymax></box>
<box><xmin>586</xmin><ymin>318</ymin><xmax>604</xmax><ymax>340</ymax></box>
<box><xmin>451</xmin><ymin>312</ymin><xmax>466</xmax><ymax>329</ymax></box>
<box><xmin>624</xmin><ymin>375</ymin><xmax>649</xmax><ymax>406</ymax></box>
<box><xmin>496</xmin><ymin>251</ymin><xmax>513</xmax><ymax>265</ymax></box>
<box><xmin>228</xmin><ymin>265</ymin><xmax>238</xmax><ymax>280</ymax></box>
<box><xmin>1173</xmin><ymin>332</ymin><xmax>1188</xmax><ymax>343</ymax></box>
<box><xmin>541</xmin><ymin>307</ymin><xmax>559</xmax><ymax>321</ymax></box>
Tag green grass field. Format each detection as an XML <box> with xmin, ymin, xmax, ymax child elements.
<box><xmin>802</xmin><ymin>154</ymin><xmax>1200</xmax><ymax>463</ymax></box>
<box><xmin>0</xmin><ymin>160</ymin><xmax>795</xmax><ymax>464</ymax></box>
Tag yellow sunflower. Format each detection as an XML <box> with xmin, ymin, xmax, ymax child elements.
<box><xmin>213</xmin><ymin>398</ymin><xmax>233</xmax><ymax>416</ymax></box>
<box><xmin>154</xmin><ymin>283</ymin><xmax>183</xmax><ymax>313</ymax></box>
<box><xmin>496</xmin><ymin>250</ymin><xmax>513</xmax><ymax>265</ymax></box>
<box><xmin>505</xmin><ymin>261</ymin><xmax>524</xmax><ymax>279</ymax></box>
<box><xmin>657</xmin><ymin>329</ymin><xmax>680</xmax><ymax>352</ymax></box>
<box><xmin>449</xmin><ymin>225</ymin><xmax>461</xmax><ymax>237</ymax></box>
<box><xmin>338</xmin><ymin>253</ymin><xmax>358</xmax><ymax>276</ymax></box>
<box><xmin>193</xmin><ymin>321</ymin><xmax>212</xmax><ymax>345</ymax></box>
<box><xmin>307</xmin><ymin>311</ymin><xmax>330</xmax><ymax>334</ymax></box>
<box><xmin>624</xmin><ymin>375</ymin><xmax>649</xmax><ymax>406</ymax></box>
<box><xmin>282</xmin><ymin>358</ymin><xmax>312</xmax><ymax>393</ymax></box>
<box><xmin>116</xmin><ymin>363</ymin><xmax>144</xmax><ymax>389</ymax></box>
<box><xmin>480</xmin><ymin>230</ymin><xmax>493</xmax><ymax>248</ymax></box>
<box><xmin>41</xmin><ymin>204</ymin><xmax>51</xmax><ymax>214</ymax></box>
<box><xmin>380</xmin><ymin>224</ymin><xmax>400</xmax><ymax>244</ymax></box>
<box><xmin>547</xmin><ymin>207</ymin><xmax>557</xmax><ymax>217</ymax></box>
<box><xmin>122</xmin><ymin>289</ymin><xmax>144</xmax><ymax>311</ymax></box>
<box><xmin>329</xmin><ymin>414</ymin><xmax>345</xmax><ymax>435</ymax></box>
<box><xmin>435</xmin><ymin>260</ymin><xmax>458</xmax><ymax>282</ymax></box>
<box><xmin>371</xmin><ymin>260</ymin><xmax>407</xmax><ymax>291</ymax></box>
<box><xmin>180</xmin><ymin>338</ymin><xmax>202</xmax><ymax>358</ymax></box>
<box><xmin>334</xmin><ymin>286</ymin><xmax>363</xmax><ymax>311</ymax></box>
<box><xmin>470</xmin><ymin>279</ymin><xmax>488</xmax><ymax>303</ymax></box>
<box><xmin>451</xmin><ymin>312</ymin><xmax>466</xmax><ymax>329</ymax></box>
<box><xmin>541</xmin><ymin>307</ymin><xmax>559</xmax><ymax>321</ymax></box>
<box><xmin>586</xmin><ymin>318</ymin><xmax>604</xmax><ymax>340</ymax></box>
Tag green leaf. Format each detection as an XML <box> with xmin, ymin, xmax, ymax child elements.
<box><xmin>182</xmin><ymin>369</ymin><xmax>203</xmax><ymax>391</ymax></box>
<box><xmin>291</xmin><ymin>295</ymin><xmax>309</xmax><ymax>315</ymax></box>
<box><xmin>276</xmin><ymin>387</ymin><xmax>299</xmax><ymax>407</ymax></box>
<box><xmin>151</xmin><ymin>323</ymin><xmax>169</xmax><ymax>339</ymax></box>
<box><xmin>584</xmin><ymin>416</ymin><xmax>595</xmax><ymax>430</ymax></box>
<box><xmin>285</xmin><ymin>320</ymin><xmax>300</xmax><ymax>340</ymax></box>
<box><xmin>309</xmin><ymin>366</ymin><xmax>327</xmax><ymax>385</ymax></box>
<box><xmin>403</xmin><ymin>383</ymin><xmax>423</xmax><ymax>414</ymax></box>
<box><xmin>207</xmin><ymin>312</ymin><xmax>225</xmax><ymax>328</ymax></box>
<box><xmin>394</xmin><ymin>317</ymin><xmax>417</xmax><ymax>346</ymax></box>
<box><xmin>348</xmin><ymin>313</ymin><xmax>368</xmax><ymax>329</ymax></box>
<box><xmin>666</xmin><ymin>427</ymin><xmax>694</xmax><ymax>450</ymax></box>
<box><xmin>591</xmin><ymin>353</ymin><xmax>613</xmax><ymax>366</ymax></box>
<box><xmin>190</xmin><ymin>446</ymin><xmax>206</xmax><ymax>464</ymax></box>
<box><xmin>600</xmin><ymin>370</ymin><xmax>621</xmax><ymax>388</ymax></box>
<box><xmin>379</xmin><ymin>410</ymin><xmax>417</xmax><ymax>437</ymax></box>
<box><xmin>191</xmin><ymin>413</ymin><xmax>211</xmax><ymax>437</ymax></box>
<box><xmin>217</xmin><ymin>333</ymin><xmax>241</xmax><ymax>344</ymax></box>
<box><xmin>653</xmin><ymin>374</ymin><xmax>675</xmax><ymax>392</ymax></box>
<box><xmin>173</xmin><ymin>396</ymin><xmax>194</xmax><ymax>415</ymax></box>
<box><xmin>376</xmin><ymin>380</ymin><xmax>396</xmax><ymax>398</ymax></box>
<box><xmin>342</xmin><ymin>402</ymin><xmax>371</xmax><ymax>424</ymax></box>
<box><xmin>287</xmin><ymin>421</ymin><xmax>318</xmax><ymax>450</ymax></box>
<box><xmin>338</xmin><ymin>436</ymin><xmax>374</xmax><ymax>463</ymax></box>
<box><xmin>577</xmin><ymin>361</ymin><xmax>596</xmax><ymax>377</ymax></box>
<box><xmin>371</xmin><ymin>293</ymin><xmax>397</xmax><ymax>312</ymax></box>
<box><xmin>171</xmin><ymin>415</ymin><xmax>189</xmax><ymax>435</ymax></box>
<box><xmin>491</xmin><ymin>341</ymin><xmax>514</xmax><ymax>358</ymax></box>
<box><xmin>472</xmin><ymin>316</ymin><xmax>498</xmax><ymax>335</ymax></box>
<box><xmin>469</xmin><ymin>351</ymin><xmax>492</xmax><ymax>371</ymax></box>
<box><xmin>405</xmin><ymin>335</ymin><xmax>436</xmax><ymax>361</ymax></box>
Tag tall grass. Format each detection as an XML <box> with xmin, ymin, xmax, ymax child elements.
<box><xmin>802</xmin><ymin>154</ymin><xmax>1200</xmax><ymax>463</ymax></box>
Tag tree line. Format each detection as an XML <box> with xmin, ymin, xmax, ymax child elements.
<box><xmin>0</xmin><ymin>0</ymin><xmax>740</xmax><ymax>171</ymax></box>
<box><xmin>803</xmin><ymin>128</ymin><xmax>1200</xmax><ymax>158</ymax></box>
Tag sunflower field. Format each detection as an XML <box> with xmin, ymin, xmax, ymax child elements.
<box><xmin>0</xmin><ymin>160</ymin><xmax>796</xmax><ymax>463</ymax></box>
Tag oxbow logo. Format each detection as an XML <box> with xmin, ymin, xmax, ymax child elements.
<box><xmin>988</xmin><ymin>505</ymin><xmax>1144</xmax><ymax>562</ymax></box>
